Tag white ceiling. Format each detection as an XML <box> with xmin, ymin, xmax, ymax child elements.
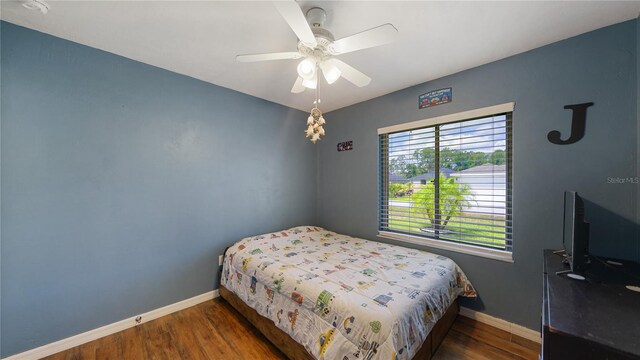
<box><xmin>2</xmin><ymin>1</ymin><xmax>639</xmax><ymax>112</ymax></box>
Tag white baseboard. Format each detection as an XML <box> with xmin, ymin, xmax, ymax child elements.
<box><xmin>459</xmin><ymin>306</ymin><xmax>541</xmax><ymax>344</ymax></box>
<box><xmin>3</xmin><ymin>290</ymin><xmax>219</xmax><ymax>360</ymax></box>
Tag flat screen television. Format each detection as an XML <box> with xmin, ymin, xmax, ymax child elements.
<box><xmin>563</xmin><ymin>191</ymin><xmax>590</xmax><ymax>275</ymax></box>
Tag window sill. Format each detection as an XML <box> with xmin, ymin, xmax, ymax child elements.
<box><xmin>377</xmin><ymin>231</ymin><xmax>514</xmax><ymax>263</ymax></box>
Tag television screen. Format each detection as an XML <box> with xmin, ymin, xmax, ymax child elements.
<box><xmin>562</xmin><ymin>191</ymin><xmax>589</xmax><ymax>275</ymax></box>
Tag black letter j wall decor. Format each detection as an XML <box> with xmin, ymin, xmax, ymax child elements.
<box><xmin>547</xmin><ymin>102</ymin><xmax>594</xmax><ymax>145</ymax></box>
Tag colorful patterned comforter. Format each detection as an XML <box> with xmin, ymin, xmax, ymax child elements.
<box><xmin>221</xmin><ymin>226</ymin><xmax>476</xmax><ymax>360</ymax></box>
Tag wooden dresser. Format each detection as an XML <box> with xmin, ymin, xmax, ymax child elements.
<box><xmin>542</xmin><ymin>250</ymin><xmax>640</xmax><ymax>359</ymax></box>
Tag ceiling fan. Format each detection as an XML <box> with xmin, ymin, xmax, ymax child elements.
<box><xmin>236</xmin><ymin>1</ymin><xmax>398</xmax><ymax>93</ymax></box>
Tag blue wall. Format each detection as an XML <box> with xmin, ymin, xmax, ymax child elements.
<box><xmin>317</xmin><ymin>19</ymin><xmax>639</xmax><ymax>330</ymax></box>
<box><xmin>0</xmin><ymin>22</ymin><xmax>316</xmax><ymax>357</ymax></box>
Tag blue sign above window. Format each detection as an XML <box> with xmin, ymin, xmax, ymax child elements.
<box><xmin>419</xmin><ymin>88</ymin><xmax>452</xmax><ymax>109</ymax></box>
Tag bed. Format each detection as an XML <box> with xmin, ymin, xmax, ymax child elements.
<box><xmin>220</xmin><ymin>226</ymin><xmax>476</xmax><ymax>360</ymax></box>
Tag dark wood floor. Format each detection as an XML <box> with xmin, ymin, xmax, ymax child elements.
<box><xmin>43</xmin><ymin>298</ymin><xmax>540</xmax><ymax>360</ymax></box>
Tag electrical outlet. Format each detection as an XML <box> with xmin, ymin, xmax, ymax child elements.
<box><xmin>218</xmin><ymin>255</ymin><xmax>224</xmax><ymax>265</ymax></box>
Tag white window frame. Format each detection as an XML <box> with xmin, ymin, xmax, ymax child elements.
<box><xmin>378</xmin><ymin>102</ymin><xmax>515</xmax><ymax>263</ymax></box>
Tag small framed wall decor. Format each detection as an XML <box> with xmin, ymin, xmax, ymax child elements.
<box><xmin>419</xmin><ymin>88</ymin><xmax>452</xmax><ymax>109</ymax></box>
<box><xmin>337</xmin><ymin>141</ymin><xmax>353</xmax><ymax>152</ymax></box>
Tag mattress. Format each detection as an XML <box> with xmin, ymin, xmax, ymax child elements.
<box><xmin>221</xmin><ymin>226</ymin><xmax>476</xmax><ymax>360</ymax></box>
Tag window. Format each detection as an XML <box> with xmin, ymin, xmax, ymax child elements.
<box><xmin>378</xmin><ymin>103</ymin><xmax>513</xmax><ymax>262</ymax></box>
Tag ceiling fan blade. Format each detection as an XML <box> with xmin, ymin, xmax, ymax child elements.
<box><xmin>236</xmin><ymin>52</ymin><xmax>302</xmax><ymax>63</ymax></box>
<box><xmin>331</xmin><ymin>24</ymin><xmax>398</xmax><ymax>55</ymax></box>
<box><xmin>331</xmin><ymin>59</ymin><xmax>371</xmax><ymax>87</ymax></box>
<box><xmin>291</xmin><ymin>76</ymin><xmax>305</xmax><ymax>93</ymax></box>
<box><xmin>274</xmin><ymin>1</ymin><xmax>318</xmax><ymax>48</ymax></box>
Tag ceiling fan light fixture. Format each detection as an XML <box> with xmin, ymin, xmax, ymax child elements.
<box><xmin>320</xmin><ymin>61</ymin><xmax>342</xmax><ymax>84</ymax></box>
<box><xmin>297</xmin><ymin>58</ymin><xmax>316</xmax><ymax>80</ymax></box>
<box><xmin>301</xmin><ymin>74</ymin><xmax>318</xmax><ymax>89</ymax></box>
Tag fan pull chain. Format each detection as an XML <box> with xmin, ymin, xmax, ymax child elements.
<box><xmin>315</xmin><ymin>72</ymin><xmax>320</xmax><ymax>106</ymax></box>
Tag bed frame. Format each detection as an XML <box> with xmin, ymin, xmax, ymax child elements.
<box><xmin>219</xmin><ymin>285</ymin><xmax>459</xmax><ymax>360</ymax></box>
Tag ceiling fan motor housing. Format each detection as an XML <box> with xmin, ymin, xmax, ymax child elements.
<box><xmin>306</xmin><ymin>7</ymin><xmax>327</xmax><ymax>28</ymax></box>
<box><xmin>311</xmin><ymin>27</ymin><xmax>334</xmax><ymax>42</ymax></box>
<box><xmin>297</xmin><ymin>7</ymin><xmax>336</xmax><ymax>62</ymax></box>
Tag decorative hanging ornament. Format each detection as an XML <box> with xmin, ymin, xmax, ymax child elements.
<box><xmin>305</xmin><ymin>68</ymin><xmax>326</xmax><ymax>143</ymax></box>
<box><xmin>306</xmin><ymin>106</ymin><xmax>325</xmax><ymax>143</ymax></box>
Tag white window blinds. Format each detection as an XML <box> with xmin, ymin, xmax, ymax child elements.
<box><xmin>379</xmin><ymin>105</ymin><xmax>513</xmax><ymax>252</ymax></box>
